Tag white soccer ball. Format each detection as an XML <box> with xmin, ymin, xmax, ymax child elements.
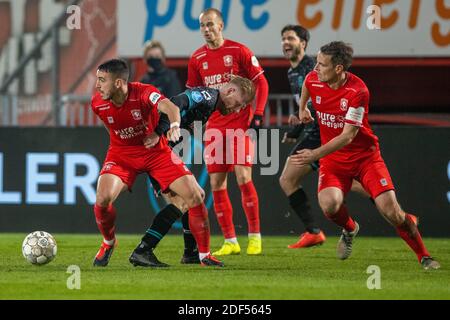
<box><xmin>22</xmin><ymin>231</ymin><xmax>57</xmax><ymax>265</ymax></box>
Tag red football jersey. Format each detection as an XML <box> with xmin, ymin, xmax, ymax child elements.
<box><xmin>186</xmin><ymin>39</ymin><xmax>264</xmax><ymax>130</ymax></box>
<box><xmin>305</xmin><ymin>71</ymin><xmax>380</xmax><ymax>162</ymax></box>
<box><xmin>91</xmin><ymin>82</ymin><xmax>167</xmax><ymax>148</ymax></box>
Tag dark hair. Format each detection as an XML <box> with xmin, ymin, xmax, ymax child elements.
<box><xmin>200</xmin><ymin>8</ymin><xmax>224</xmax><ymax>22</ymax></box>
<box><xmin>97</xmin><ymin>59</ymin><xmax>129</xmax><ymax>81</ymax></box>
<box><xmin>319</xmin><ymin>41</ymin><xmax>354</xmax><ymax>71</ymax></box>
<box><xmin>281</xmin><ymin>24</ymin><xmax>310</xmax><ymax>49</ymax></box>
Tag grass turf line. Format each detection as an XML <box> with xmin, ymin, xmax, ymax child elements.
<box><xmin>1</xmin><ymin>234</ymin><xmax>448</xmax><ymax>300</ymax></box>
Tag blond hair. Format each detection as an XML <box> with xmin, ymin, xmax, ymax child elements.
<box><xmin>143</xmin><ymin>40</ymin><xmax>166</xmax><ymax>60</ymax></box>
<box><xmin>229</xmin><ymin>75</ymin><xmax>256</xmax><ymax>104</ymax></box>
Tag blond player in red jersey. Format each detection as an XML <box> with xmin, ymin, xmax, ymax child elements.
<box><xmin>91</xmin><ymin>59</ymin><xmax>223</xmax><ymax>267</ymax></box>
<box><xmin>290</xmin><ymin>42</ymin><xmax>440</xmax><ymax>270</ymax></box>
<box><xmin>187</xmin><ymin>8</ymin><xmax>269</xmax><ymax>256</ymax></box>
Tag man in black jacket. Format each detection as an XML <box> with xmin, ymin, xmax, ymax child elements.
<box><xmin>140</xmin><ymin>40</ymin><xmax>182</xmax><ymax>97</ymax></box>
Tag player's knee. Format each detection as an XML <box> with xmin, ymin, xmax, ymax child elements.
<box><xmin>319</xmin><ymin>197</ymin><xmax>341</xmax><ymax>216</ymax></box>
<box><xmin>236</xmin><ymin>173</ymin><xmax>251</xmax><ymax>185</ymax></box>
<box><xmin>199</xmin><ymin>187</ymin><xmax>205</xmax><ymax>201</ymax></box>
<box><xmin>170</xmin><ymin>197</ymin><xmax>188</xmax><ymax>213</ymax></box>
<box><xmin>279</xmin><ymin>174</ymin><xmax>295</xmax><ymax>194</ymax></box>
<box><xmin>96</xmin><ymin>192</ymin><xmax>113</xmax><ymax>207</ymax></box>
<box><xmin>210</xmin><ymin>179</ymin><xmax>226</xmax><ymax>191</ymax></box>
<box><xmin>188</xmin><ymin>194</ymin><xmax>203</xmax><ymax>208</ymax></box>
<box><xmin>279</xmin><ymin>174</ymin><xmax>287</xmax><ymax>189</ymax></box>
<box><xmin>184</xmin><ymin>187</ymin><xmax>204</xmax><ymax>208</ymax></box>
<box><xmin>378</xmin><ymin>200</ymin><xmax>403</xmax><ymax>225</ymax></box>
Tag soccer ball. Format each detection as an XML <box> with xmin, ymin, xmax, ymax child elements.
<box><xmin>22</xmin><ymin>231</ymin><xmax>57</xmax><ymax>265</ymax></box>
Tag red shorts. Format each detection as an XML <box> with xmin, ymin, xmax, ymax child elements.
<box><xmin>203</xmin><ymin>128</ymin><xmax>254</xmax><ymax>173</ymax></box>
<box><xmin>318</xmin><ymin>151</ymin><xmax>395</xmax><ymax>199</ymax></box>
<box><xmin>99</xmin><ymin>145</ymin><xmax>191</xmax><ymax>192</ymax></box>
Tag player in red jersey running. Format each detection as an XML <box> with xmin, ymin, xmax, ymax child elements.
<box><xmin>290</xmin><ymin>42</ymin><xmax>440</xmax><ymax>270</ymax></box>
<box><xmin>91</xmin><ymin>59</ymin><xmax>223</xmax><ymax>267</ymax></box>
<box><xmin>187</xmin><ymin>8</ymin><xmax>269</xmax><ymax>256</ymax></box>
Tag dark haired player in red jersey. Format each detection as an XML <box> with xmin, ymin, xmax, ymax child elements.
<box><xmin>291</xmin><ymin>42</ymin><xmax>440</xmax><ymax>270</ymax></box>
<box><xmin>91</xmin><ymin>59</ymin><xmax>223</xmax><ymax>267</ymax></box>
<box><xmin>187</xmin><ymin>8</ymin><xmax>269</xmax><ymax>256</ymax></box>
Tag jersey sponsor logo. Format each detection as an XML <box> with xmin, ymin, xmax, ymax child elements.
<box><xmin>204</xmin><ymin>73</ymin><xmax>230</xmax><ymax>87</ymax></box>
<box><xmin>107</xmin><ymin>116</ymin><xmax>114</xmax><ymax>124</ymax></box>
<box><xmin>131</xmin><ymin>109</ymin><xmax>142</xmax><ymax>120</ymax></box>
<box><xmin>202</xmin><ymin>62</ymin><xmax>208</xmax><ymax>70</ymax></box>
<box><xmin>191</xmin><ymin>91</ymin><xmax>204</xmax><ymax>103</ymax></box>
<box><xmin>223</xmin><ymin>55</ymin><xmax>233</xmax><ymax>67</ymax></box>
<box><xmin>149</xmin><ymin>92</ymin><xmax>161</xmax><ymax>104</ymax></box>
<box><xmin>201</xmin><ymin>90</ymin><xmax>212</xmax><ymax>100</ymax></box>
<box><xmin>340</xmin><ymin>99</ymin><xmax>349</xmax><ymax>111</ymax></box>
<box><xmin>251</xmin><ymin>56</ymin><xmax>260</xmax><ymax>67</ymax></box>
<box><xmin>113</xmin><ymin>124</ymin><xmax>146</xmax><ymax>140</ymax></box>
<box><xmin>316</xmin><ymin>111</ymin><xmax>344</xmax><ymax>129</ymax></box>
<box><xmin>103</xmin><ymin>162</ymin><xmax>116</xmax><ymax>171</ymax></box>
<box><xmin>345</xmin><ymin>107</ymin><xmax>364</xmax><ymax>125</ymax></box>
<box><xmin>316</xmin><ymin>96</ymin><xmax>322</xmax><ymax>104</ymax></box>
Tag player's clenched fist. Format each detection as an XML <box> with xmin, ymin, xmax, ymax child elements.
<box><xmin>290</xmin><ymin>148</ymin><xmax>317</xmax><ymax>167</ymax></box>
<box><xmin>143</xmin><ymin>132</ymin><xmax>160</xmax><ymax>148</ymax></box>
<box><xmin>167</xmin><ymin>122</ymin><xmax>181</xmax><ymax>142</ymax></box>
<box><xmin>288</xmin><ymin>114</ymin><xmax>301</xmax><ymax>126</ymax></box>
<box><xmin>300</xmin><ymin>108</ymin><xmax>314</xmax><ymax>124</ymax></box>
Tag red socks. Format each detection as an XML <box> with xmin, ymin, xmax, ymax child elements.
<box><xmin>212</xmin><ymin>189</ymin><xmax>235</xmax><ymax>239</ymax></box>
<box><xmin>325</xmin><ymin>205</ymin><xmax>356</xmax><ymax>232</ymax></box>
<box><xmin>239</xmin><ymin>181</ymin><xmax>260</xmax><ymax>234</ymax></box>
<box><xmin>94</xmin><ymin>204</ymin><xmax>117</xmax><ymax>241</ymax></box>
<box><xmin>188</xmin><ymin>203</ymin><xmax>210</xmax><ymax>254</ymax></box>
<box><xmin>213</xmin><ymin>183</ymin><xmax>261</xmax><ymax>237</ymax></box>
<box><xmin>396</xmin><ymin>214</ymin><xmax>430</xmax><ymax>262</ymax></box>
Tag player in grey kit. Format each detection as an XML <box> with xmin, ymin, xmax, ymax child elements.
<box><xmin>129</xmin><ymin>75</ymin><xmax>256</xmax><ymax>267</ymax></box>
<box><xmin>279</xmin><ymin>25</ymin><xmax>326</xmax><ymax>249</ymax></box>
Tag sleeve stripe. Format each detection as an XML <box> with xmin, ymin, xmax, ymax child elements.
<box><xmin>345</xmin><ymin>119</ymin><xmax>363</xmax><ymax>127</ymax></box>
<box><xmin>251</xmin><ymin>70</ymin><xmax>265</xmax><ymax>82</ymax></box>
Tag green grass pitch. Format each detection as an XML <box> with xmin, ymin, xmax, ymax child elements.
<box><xmin>1</xmin><ymin>233</ymin><xmax>449</xmax><ymax>300</ymax></box>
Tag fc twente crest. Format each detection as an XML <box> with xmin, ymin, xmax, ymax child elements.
<box><xmin>340</xmin><ymin>99</ymin><xmax>349</xmax><ymax>111</ymax></box>
<box><xmin>223</xmin><ymin>55</ymin><xmax>233</xmax><ymax>67</ymax></box>
<box><xmin>131</xmin><ymin>109</ymin><xmax>142</xmax><ymax>120</ymax></box>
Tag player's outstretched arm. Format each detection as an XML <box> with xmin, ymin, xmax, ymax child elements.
<box><xmin>152</xmin><ymin>92</ymin><xmax>190</xmax><ymax>139</ymax></box>
<box><xmin>299</xmin><ymin>83</ymin><xmax>313</xmax><ymax>124</ymax></box>
<box><xmin>157</xmin><ymin>99</ymin><xmax>181</xmax><ymax>142</ymax></box>
<box><xmin>291</xmin><ymin>123</ymin><xmax>359</xmax><ymax>166</ymax></box>
<box><xmin>154</xmin><ymin>113</ymin><xmax>170</xmax><ymax>137</ymax></box>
